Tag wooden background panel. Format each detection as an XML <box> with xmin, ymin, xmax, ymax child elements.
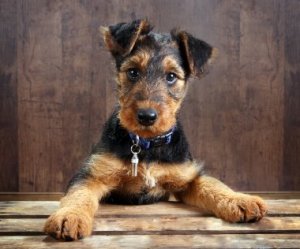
<box><xmin>233</xmin><ymin>0</ymin><xmax>284</xmax><ymax>190</ymax></box>
<box><xmin>0</xmin><ymin>0</ymin><xmax>299</xmax><ymax>192</ymax></box>
<box><xmin>0</xmin><ymin>0</ymin><xmax>19</xmax><ymax>191</ymax></box>
<box><xmin>17</xmin><ymin>0</ymin><xmax>66</xmax><ymax>191</ymax></box>
<box><xmin>282</xmin><ymin>0</ymin><xmax>300</xmax><ymax>190</ymax></box>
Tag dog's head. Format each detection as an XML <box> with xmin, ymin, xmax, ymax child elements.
<box><xmin>102</xmin><ymin>19</ymin><xmax>216</xmax><ymax>138</ymax></box>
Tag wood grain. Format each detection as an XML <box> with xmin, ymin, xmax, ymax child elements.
<box><xmin>237</xmin><ymin>0</ymin><xmax>285</xmax><ymax>191</ymax></box>
<box><xmin>0</xmin><ymin>0</ymin><xmax>18</xmax><ymax>191</ymax></box>
<box><xmin>282</xmin><ymin>0</ymin><xmax>300</xmax><ymax>190</ymax></box>
<box><xmin>1</xmin><ymin>199</ymin><xmax>299</xmax><ymax>217</ymax></box>
<box><xmin>1</xmin><ymin>191</ymin><xmax>300</xmax><ymax>201</ymax></box>
<box><xmin>17</xmin><ymin>0</ymin><xmax>65</xmax><ymax>191</ymax></box>
<box><xmin>17</xmin><ymin>0</ymin><xmax>97</xmax><ymax>192</ymax></box>
<box><xmin>0</xmin><ymin>0</ymin><xmax>299</xmax><ymax>192</ymax></box>
<box><xmin>0</xmin><ymin>196</ymin><xmax>299</xmax><ymax>248</ymax></box>
<box><xmin>1</xmin><ymin>216</ymin><xmax>300</xmax><ymax>235</ymax></box>
<box><xmin>0</xmin><ymin>234</ymin><xmax>299</xmax><ymax>249</ymax></box>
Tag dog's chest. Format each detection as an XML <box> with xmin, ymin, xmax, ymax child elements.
<box><xmin>120</xmin><ymin>164</ymin><xmax>159</xmax><ymax>193</ymax></box>
<box><xmin>104</xmin><ymin>160</ymin><xmax>202</xmax><ymax>205</ymax></box>
<box><xmin>120</xmin><ymin>161</ymin><xmax>202</xmax><ymax>194</ymax></box>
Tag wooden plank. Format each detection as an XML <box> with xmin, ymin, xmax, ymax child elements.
<box><xmin>246</xmin><ymin>192</ymin><xmax>300</xmax><ymax>199</ymax></box>
<box><xmin>282</xmin><ymin>0</ymin><xmax>300</xmax><ymax>190</ymax></box>
<box><xmin>266</xmin><ymin>199</ymin><xmax>300</xmax><ymax>216</ymax></box>
<box><xmin>1</xmin><ymin>200</ymin><xmax>300</xmax><ymax>217</ymax></box>
<box><xmin>17</xmin><ymin>0</ymin><xmax>96</xmax><ymax>192</ymax></box>
<box><xmin>0</xmin><ymin>217</ymin><xmax>300</xmax><ymax>235</ymax></box>
<box><xmin>17</xmin><ymin>0</ymin><xmax>65</xmax><ymax>192</ymax></box>
<box><xmin>0</xmin><ymin>234</ymin><xmax>299</xmax><ymax>249</ymax></box>
<box><xmin>1</xmin><ymin>192</ymin><xmax>300</xmax><ymax>201</ymax></box>
<box><xmin>0</xmin><ymin>0</ymin><xmax>18</xmax><ymax>191</ymax></box>
<box><xmin>0</xmin><ymin>201</ymin><xmax>201</xmax><ymax>218</ymax></box>
<box><xmin>0</xmin><ymin>193</ymin><xmax>63</xmax><ymax>201</ymax></box>
<box><xmin>237</xmin><ymin>0</ymin><xmax>285</xmax><ymax>191</ymax></box>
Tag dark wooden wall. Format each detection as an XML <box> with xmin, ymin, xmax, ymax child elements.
<box><xmin>0</xmin><ymin>0</ymin><xmax>299</xmax><ymax>192</ymax></box>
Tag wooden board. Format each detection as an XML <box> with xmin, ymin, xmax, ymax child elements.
<box><xmin>0</xmin><ymin>197</ymin><xmax>300</xmax><ymax>248</ymax></box>
<box><xmin>282</xmin><ymin>0</ymin><xmax>300</xmax><ymax>190</ymax></box>
<box><xmin>1</xmin><ymin>216</ymin><xmax>300</xmax><ymax>235</ymax></box>
<box><xmin>1</xmin><ymin>191</ymin><xmax>300</xmax><ymax>201</ymax></box>
<box><xmin>1</xmin><ymin>199</ymin><xmax>300</xmax><ymax>218</ymax></box>
<box><xmin>0</xmin><ymin>234</ymin><xmax>299</xmax><ymax>249</ymax></box>
<box><xmin>0</xmin><ymin>0</ymin><xmax>19</xmax><ymax>192</ymax></box>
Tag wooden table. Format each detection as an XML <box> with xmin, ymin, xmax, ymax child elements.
<box><xmin>0</xmin><ymin>193</ymin><xmax>300</xmax><ymax>248</ymax></box>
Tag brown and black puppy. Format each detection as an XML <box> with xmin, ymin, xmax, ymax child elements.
<box><xmin>44</xmin><ymin>19</ymin><xmax>267</xmax><ymax>241</ymax></box>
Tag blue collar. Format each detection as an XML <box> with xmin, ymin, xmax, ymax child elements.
<box><xmin>129</xmin><ymin>127</ymin><xmax>176</xmax><ymax>150</ymax></box>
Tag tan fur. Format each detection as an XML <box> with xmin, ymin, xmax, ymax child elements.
<box><xmin>207</xmin><ymin>47</ymin><xmax>218</xmax><ymax>65</ymax></box>
<box><xmin>44</xmin><ymin>183</ymin><xmax>106</xmax><ymax>240</ymax></box>
<box><xmin>90</xmin><ymin>155</ymin><xmax>202</xmax><ymax>196</ymax></box>
<box><xmin>176</xmin><ymin>31</ymin><xmax>194</xmax><ymax>74</ymax></box>
<box><xmin>148</xmin><ymin>161</ymin><xmax>203</xmax><ymax>192</ymax></box>
<box><xmin>175</xmin><ymin>176</ymin><xmax>267</xmax><ymax>222</ymax></box>
<box><xmin>101</xmin><ymin>26</ymin><xmax>123</xmax><ymax>54</ymax></box>
<box><xmin>162</xmin><ymin>56</ymin><xmax>188</xmax><ymax>100</ymax></box>
<box><xmin>87</xmin><ymin>153</ymin><xmax>127</xmax><ymax>183</ymax></box>
<box><xmin>120</xmin><ymin>50</ymin><xmax>151</xmax><ymax>73</ymax></box>
<box><xmin>162</xmin><ymin>56</ymin><xmax>185</xmax><ymax>80</ymax></box>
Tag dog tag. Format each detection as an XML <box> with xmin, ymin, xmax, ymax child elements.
<box><xmin>130</xmin><ymin>143</ymin><xmax>141</xmax><ymax>177</ymax></box>
<box><xmin>131</xmin><ymin>152</ymin><xmax>139</xmax><ymax>177</ymax></box>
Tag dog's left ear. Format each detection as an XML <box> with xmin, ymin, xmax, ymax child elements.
<box><xmin>171</xmin><ymin>30</ymin><xmax>217</xmax><ymax>77</ymax></box>
<box><xmin>101</xmin><ymin>19</ymin><xmax>153</xmax><ymax>57</ymax></box>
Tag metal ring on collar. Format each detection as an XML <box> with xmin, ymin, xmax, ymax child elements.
<box><xmin>131</xmin><ymin>144</ymin><xmax>141</xmax><ymax>154</ymax></box>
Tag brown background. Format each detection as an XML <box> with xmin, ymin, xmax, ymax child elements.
<box><xmin>0</xmin><ymin>0</ymin><xmax>299</xmax><ymax>192</ymax></box>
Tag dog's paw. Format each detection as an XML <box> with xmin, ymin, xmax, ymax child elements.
<box><xmin>44</xmin><ymin>207</ymin><xmax>93</xmax><ymax>241</ymax></box>
<box><xmin>215</xmin><ymin>194</ymin><xmax>267</xmax><ymax>223</ymax></box>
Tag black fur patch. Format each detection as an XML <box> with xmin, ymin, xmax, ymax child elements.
<box><xmin>102</xmin><ymin>190</ymin><xmax>170</xmax><ymax>205</ymax></box>
<box><xmin>66</xmin><ymin>164</ymin><xmax>92</xmax><ymax>191</ymax></box>
<box><xmin>171</xmin><ymin>30</ymin><xmax>213</xmax><ymax>76</ymax></box>
<box><xmin>108</xmin><ymin>19</ymin><xmax>153</xmax><ymax>58</ymax></box>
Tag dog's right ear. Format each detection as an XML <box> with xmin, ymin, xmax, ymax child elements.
<box><xmin>101</xmin><ymin>19</ymin><xmax>153</xmax><ymax>57</ymax></box>
<box><xmin>171</xmin><ymin>29</ymin><xmax>217</xmax><ymax>78</ymax></box>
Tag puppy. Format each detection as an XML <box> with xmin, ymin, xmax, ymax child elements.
<box><xmin>44</xmin><ymin>19</ymin><xmax>267</xmax><ymax>241</ymax></box>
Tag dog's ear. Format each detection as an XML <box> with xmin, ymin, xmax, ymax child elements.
<box><xmin>101</xmin><ymin>19</ymin><xmax>153</xmax><ymax>57</ymax></box>
<box><xmin>171</xmin><ymin>30</ymin><xmax>217</xmax><ymax>77</ymax></box>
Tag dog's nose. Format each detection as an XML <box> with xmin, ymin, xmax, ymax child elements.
<box><xmin>137</xmin><ymin>108</ymin><xmax>157</xmax><ymax>126</ymax></box>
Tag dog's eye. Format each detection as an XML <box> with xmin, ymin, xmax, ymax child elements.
<box><xmin>127</xmin><ymin>68</ymin><xmax>140</xmax><ymax>81</ymax></box>
<box><xmin>166</xmin><ymin>72</ymin><xmax>177</xmax><ymax>85</ymax></box>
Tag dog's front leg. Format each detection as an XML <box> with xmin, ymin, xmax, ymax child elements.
<box><xmin>43</xmin><ymin>181</ymin><xmax>109</xmax><ymax>240</ymax></box>
<box><xmin>176</xmin><ymin>176</ymin><xmax>267</xmax><ymax>222</ymax></box>
<box><xmin>44</xmin><ymin>153</ymin><xmax>123</xmax><ymax>240</ymax></box>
